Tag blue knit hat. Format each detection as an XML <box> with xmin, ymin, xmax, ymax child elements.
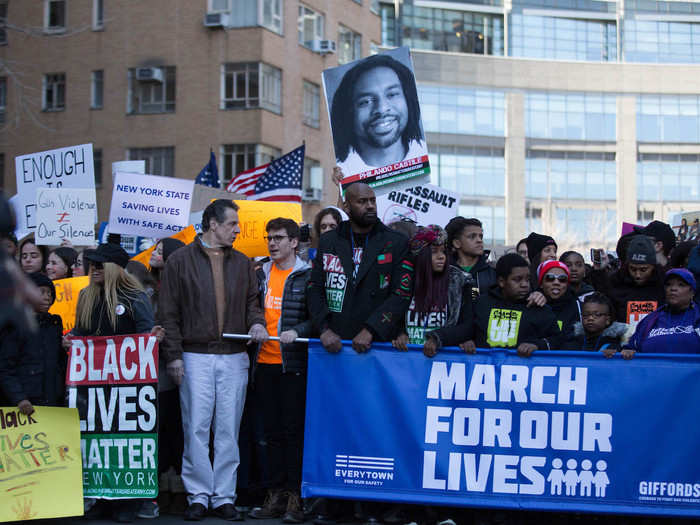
<box><xmin>665</xmin><ymin>268</ymin><xmax>696</xmax><ymax>292</ymax></box>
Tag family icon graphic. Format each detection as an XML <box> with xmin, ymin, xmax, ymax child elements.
<box><xmin>547</xmin><ymin>458</ymin><xmax>609</xmax><ymax>497</ymax></box>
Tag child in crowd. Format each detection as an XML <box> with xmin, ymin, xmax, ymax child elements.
<box><xmin>0</xmin><ymin>272</ymin><xmax>65</xmax><ymax>413</ymax></box>
<box><xmin>560</xmin><ymin>250</ymin><xmax>594</xmax><ymax>300</ymax></box>
<box><xmin>564</xmin><ymin>292</ymin><xmax>629</xmax><ymax>354</ymax></box>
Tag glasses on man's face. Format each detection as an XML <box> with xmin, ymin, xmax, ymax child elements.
<box><xmin>544</xmin><ymin>274</ymin><xmax>568</xmax><ymax>283</ymax></box>
<box><xmin>264</xmin><ymin>235</ymin><xmax>289</xmax><ymax>244</ymax></box>
<box><xmin>581</xmin><ymin>312</ymin><xmax>609</xmax><ymax>319</ymax></box>
<box><xmin>90</xmin><ymin>261</ymin><xmax>104</xmax><ymax>270</ymax></box>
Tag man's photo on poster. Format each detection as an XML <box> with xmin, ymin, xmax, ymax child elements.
<box><xmin>322</xmin><ymin>46</ymin><xmax>430</xmax><ymax>190</ymax></box>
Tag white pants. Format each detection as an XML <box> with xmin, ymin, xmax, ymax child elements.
<box><xmin>180</xmin><ymin>352</ymin><xmax>249</xmax><ymax>508</ymax></box>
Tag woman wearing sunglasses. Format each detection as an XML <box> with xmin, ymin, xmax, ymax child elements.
<box><xmin>68</xmin><ymin>242</ymin><xmax>164</xmax><ymax>522</ymax></box>
<box><xmin>537</xmin><ymin>260</ymin><xmax>581</xmax><ymax>344</ymax></box>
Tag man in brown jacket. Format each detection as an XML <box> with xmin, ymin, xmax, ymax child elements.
<box><xmin>160</xmin><ymin>199</ymin><xmax>267</xmax><ymax>521</ymax></box>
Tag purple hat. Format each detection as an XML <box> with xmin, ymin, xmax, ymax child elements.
<box><xmin>665</xmin><ymin>268</ymin><xmax>696</xmax><ymax>292</ymax></box>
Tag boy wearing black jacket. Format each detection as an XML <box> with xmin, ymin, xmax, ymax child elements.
<box><xmin>0</xmin><ymin>272</ymin><xmax>65</xmax><ymax>413</ymax></box>
<box><xmin>473</xmin><ymin>254</ymin><xmax>560</xmax><ymax>355</ymax></box>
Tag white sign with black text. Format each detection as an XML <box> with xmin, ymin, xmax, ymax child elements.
<box><xmin>377</xmin><ymin>183</ymin><xmax>459</xmax><ymax>227</ymax></box>
<box><xmin>14</xmin><ymin>143</ymin><xmax>95</xmax><ymax>235</ymax></box>
<box><xmin>35</xmin><ymin>188</ymin><xmax>97</xmax><ymax>246</ymax></box>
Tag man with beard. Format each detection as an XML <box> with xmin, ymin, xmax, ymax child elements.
<box><xmin>308</xmin><ymin>182</ymin><xmax>413</xmax><ymax>351</ymax></box>
<box><xmin>307</xmin><ymin>182</ymin><xmax>413</xmax><ymax>524</ymax></box>
<box><xmin>331</xmin><ymin>54</ymin><xmax>426</xmax><ymax>177</ymax></box>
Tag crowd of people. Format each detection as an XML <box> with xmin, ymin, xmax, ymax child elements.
<box><xmin>1</xmin><ymin>184</ymin><xmax>699</xmax><ymax>525</ymax></box>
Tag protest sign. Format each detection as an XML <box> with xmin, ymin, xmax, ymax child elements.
<box><xmin>303</xmin><ymin>343</ymin><xmax>700</xmax><ymax>518</ymax></box>
<box><xmin>35</xmin><ymin>188</ymin><xmax>96</xmax><ymax>246</ymax></box>
<box><xmin>322</xmin><ymin>47</ymin><xmax>430</xmax><ymax>194</ymax></box>
<box><xmin>130</xmin><ymin>225</ymin><xmax>197</xmax><ymax>269</ymax></box>
<box><xmin>377</xmin><ymin>183</ymin><xmax>458</xmax><ymax>226</ymax></box>
<box><xmin>232</xmin><ymin>200</ymin><xmax>302</xmax><ymax>257</ymax></box>
<box><xmin>108</xmin><ymin>172</ymin><xmax>194</xmax><ymax>238</ymax></box>
<box><xmin>0</xmin><ymin>406</ymin><xmax>83</xmax><ymax>522</ymax></box>
<box><xmin>14</xmin><ymin>144</ymin><xmax>95</xmax><ymax>235</ymax></box>
<box><xmin>66</xmin><ymin>335</ymin><xmax>159</xmax><ymax>499</ymax></box>
<box><xmin>49</xmin><ymin>276</ymin><xmax>90</xmax><ymax>333</ymax></box>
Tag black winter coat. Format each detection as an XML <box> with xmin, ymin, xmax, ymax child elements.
<box><xmin>467</xmin><ymin>255</ymin><xmax>497</xmax><ymax>299</ymax></box>
<box><xmin>591</xmin><ymin>265</ymin><xmax>665</xmax><ymax>324</ymax></box>
<box><xmin>563</xmin><ymin>321</ymin><xmax>629</xmax><ymax>352</ymax></box>
<box><xmin>308</xmin><ymin>221</ymin><xmax>413</xmax><ymax>341</ymax></box>
<box><xmin>543</xmin><ymin>288</ymin><xmax>581</xmax><ymax>347</ymax></box>
<box><xmin>474</xmin><ymin>285</ymin><xmax>561</xmax><ymax>350</ymax></box>
<box><xmin>72</xmin><ymin>289</ymin><xmax>155</xmax><ymax>337</ymax></box>
<box><xmin>0</xmin><ymin>312</ymin><xmax>65</xmax><ymax>406</ymax></box>
<box><xmin>255</xmin><ymin>257</ymin><xmax>313</xmax><ymax>374</ymax></box>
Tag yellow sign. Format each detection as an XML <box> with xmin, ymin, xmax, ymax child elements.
<box><xmin>232</xmin><ymin>200</ymin><xmax>302</xmax><ymax>257</ymax></box>
<box><xmin>130</xmin><ymin>224</ymin><xmax>198</xmax><ymax>269</ymax></box>
<box><xmin>49</xmin><ymin>276</ymin><xmax>90</xmax><ymax>333</ymax></box>
<box><xmin>0</xmin><ymin>407</ymin><xmax>83</xmax><ymax>522</ymax></box>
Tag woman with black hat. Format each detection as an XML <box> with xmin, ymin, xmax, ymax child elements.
<box><xmin>68</xmin><ymin>242</ymin><xmax>163</xmax><ymax>522</ymax></box>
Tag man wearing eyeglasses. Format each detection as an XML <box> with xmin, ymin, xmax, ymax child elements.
<box><xmin>248</xmin><ymin>218</ymin><xmax>312</xmax><ymax>523</ymax></box>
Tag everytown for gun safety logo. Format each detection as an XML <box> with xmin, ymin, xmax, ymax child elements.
<box><xmin>335</xmin><ymin>455</ymin><xmax>395</xmax><ymax>486</ymax></box>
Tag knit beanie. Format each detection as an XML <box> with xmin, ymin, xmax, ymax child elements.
<box><xmin>29</xmin><ymin>271</ymin><xmax>56</xmax><ymax>303</ymax></box>
<box><xmin>525</xmin><ymin>232</ymin><xmax>557</xmax><ymax>265</ymax></box>
<box><xmin>627</xmin><ymin>235</ymin><xmax>656</xmax><ymax>265</ymax></box>
<box><xmin>537</xmin><ymin>260</ymin><xmax>570</xmax><ymax>286</ymax></box>
<box><xmin>161</xmin><ymin>238</ymin><xmax>186</xmax><ymax>263</ymax></box>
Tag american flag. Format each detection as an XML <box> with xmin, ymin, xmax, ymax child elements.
<box><xmin>226</xmin><ymin>145</ymin><xmax>305</xmax><ymax>202</ymax></box>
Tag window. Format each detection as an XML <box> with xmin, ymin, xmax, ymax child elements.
<box><xmin>221</xmin><ymin>62</ymin><xmax>281</xmax><ymax>114</ymax></box>
<box><xmin>127</xmin><ymin>67</ymin><xmax>176</xmax><ymax>114</ymax></box>
<box><xmin>302</xmin><ymin>81</ymin><xmax>320</xmax><ymax>128</ymax></box>
<box><xmin>401</xmin><ymin>4</ymin><xmax>504</xmax><ymax>57</ymax></box>
<box><xmin>370</xmin><ymin>0</ymin><xmax>380</xmax><ymax>14</ymax></box>
<box><xmin>638</xmin><ymin>210</ymin><xmax>655</xmax><ymax>224</ymax></box>
<box><xmin>637</xmin><ymin>153</ymin><xmax>700</xmax><ymax>202</ymax></box>
<box><xmin>209</xmin><ymin>0</ymin><xmax>231</xmax><ymax>13</ymax></box>
<box><xmin>221</xmin><ymin>144</ymin><xmax>281</xmax><ymax>184</ymax></box>
<box><xmin>418</xmin><ymin>84</ymin><xmax>506</xmax><ymax>136</ymax></box>
<box><xmin>0</xmin><ymin>77</ymin><xmax>6</xmax><ymax>123</ymax></box>
<box><xmin>380</xmin><ymin>2</ymin><xmax>396</xmax><ymax>47</ymax></box>
<box><xmin>303</xmin><ymin>157</ymin><xmax>321</xmax><ymax>190</ymax></box>
<box><xmin>526</xmin><ymin>91</ymin><xmax>616</xmax><ymax>141</ymax></box>
<box><xmin>43</xmin><ymin>73</ymin><xmax>65</xmax><ymax>111</ymax></box>
<box><xmin>0</xmin><ymin>1</ymin><xmax>8</xmax><ymax>45</ymax></box>
<box><xmin>261</xmin><ymin>0</ymin><xmax>282</xmax><ymax>34</ymax></box>
<box><xmin>93</xmin><ymin>148</ymin><xmax>102</xmax><ymax>188</ymax></box>
<box><xmin>127</xmin><ymin>147</ymin><xmax>175</xmax><ymax>177</ymax></box>
<box><xmin>91</xmin><ymin>70</ymin><xmax>103</xmax><ymax>109</ymax></box>
<box><xmin>525</xmin><ymin>150</ymin><xmax>616</xmax><ymax>200</ymax></box>
<box><xmin>93</xmin><ymin>0</ymin><xmax>104</xmax><ymax>29</ymax></box>
<box><xmin>338</xmin><ymin>25</ymin><xmax>361</xmax><ymax>64</ymax></box>
<box><xmin>429</xmin><ymin>145</ymin><xmax>505</xmax><ymax>197</ymax></box>
<box><xmin>298</xmin><ymin>5</ymin><xmax>324</xmax><ymax>48</ymax></box>
<box><xmin>44</xmin><ymin>0</ymin><xmax>66</xmax><ymax>32</ymax></box>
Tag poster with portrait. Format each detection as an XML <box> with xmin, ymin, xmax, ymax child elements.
<box><xmin>322</xmin><ymin>46</ymin><xmax>430</xmax><ymax>194</ymax></box>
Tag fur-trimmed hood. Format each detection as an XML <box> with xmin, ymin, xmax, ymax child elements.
<box><xmin>573</xmin><ymin>321</ymin><xmax>630</xmax><ymax>341</ymax></box>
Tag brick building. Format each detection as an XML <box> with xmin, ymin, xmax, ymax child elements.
<box><xmin>0</xmin><ymin>0</ymin><xmax>381</xmax><ymax>222</ymax></box>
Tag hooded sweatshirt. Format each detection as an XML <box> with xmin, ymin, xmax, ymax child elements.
<box><xmin>591</xmin><ymin>265</ymin><xmax>665</xmax><ymax>326</ymax></box>
<box><xmin>474</xmin><ymin>284</ymin><xmax>561</xmax><ymax>350</ymax></box>
<box><xmin>623</xmin><ymin>302</ymin><xmax>700</xmax><ymax>354</ymax></box>
<box><xmin>563</xmin><ymin>321</ymin><xmax>629</xmax><ymax>352</ymax></box>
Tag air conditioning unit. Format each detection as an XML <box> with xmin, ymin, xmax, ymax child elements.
<box><xmin>303</xmin><ymin>188</ymin><xmax>322</xmax><ymax>202</ymax></box>
<box><xmin>312</xmin><ymin>39</ymin><xmax>336</xmax><ymax>54</ymax></box>
<box><xmin>135</xmin><ymin>67</ymin><xmax>164</xmax><ymax>82</ymax></box>
<box><xmin>204</xmin><ymin>12</ymin><xmax>229</xmax><ymax>27</ymax></box>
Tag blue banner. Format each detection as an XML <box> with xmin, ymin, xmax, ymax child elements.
<box><xmin>302</xmin><ymin>342</ymin><xmax>700</xmax><ymax>517</ymax></box>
